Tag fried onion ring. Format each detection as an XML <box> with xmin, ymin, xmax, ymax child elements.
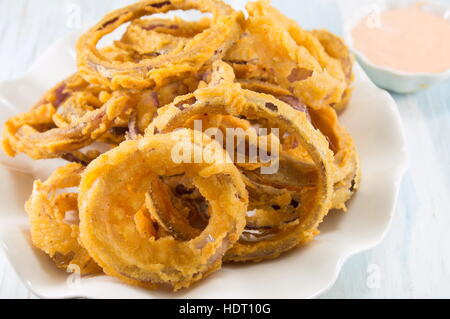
<box><xmin>26</xmin><ymin>164</ymin><xmax>101</xmax><ymax>275</ymax></box>
<box><xmin>309</xmin><ymin>106</ymin><xmax>360</xmax><ymax>210</ymax></box>
<box><xmin>311</xmin><ymin>29</ymin><xmax>354</xmax><ymax>113</ymax></box>
<box><xmin>245</xmin><ymin>0</ymin><xmax>347</xmax><ymax>109</ymax></box>
<box><xmin>239</xmin><ymin>78</ymin><xmax>359</xmax><ymax>211</ymax></box>
<box><xmin>147</xmin><ymin>63</ymin><xmax>335</xmax><ymax>261</ymax></box>
<box><xmin>76</xmin><ymin>0</ymin><xmax>243</xmax><ymax>89</ymax></box>
<box><xmin>9</xmin><ymin>0</ymin><xmax>362</xmax><ymax>288</ymax></box>
<box><xmin>78</xmin><ymin>129</ymin><xmax>248</xmax><ymax>290</ymax></box>
<box><xmin>2</xmin><ymin>74</ymin><xmax>131</xmax><ymax>159</ymax></box>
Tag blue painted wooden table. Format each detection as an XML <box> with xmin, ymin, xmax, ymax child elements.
<box><xmin>0</xmin><ymin>0</ymin><xmax>449</xmax><ymax>298</ymax></box>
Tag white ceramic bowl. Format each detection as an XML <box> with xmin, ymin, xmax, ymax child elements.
<box><xmin>342</xmin><ymin>0</ymin><xmax>450</xmax><ymax>93</ymax></box>
<box><xmin>0</xmin><ymin>31</ymin><xmax>408</xmax><ymax>299</ymax></box>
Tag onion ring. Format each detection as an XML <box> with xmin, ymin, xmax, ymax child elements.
<box><xmin>8</xmin><ymin>0</ymin><xmax>362</xmax><ymax>287</ymax></box>
<box><xmin>2</xmin><ymin>74</ymin><xmax>131</xmax><ymax>159</ymax></box>
<box><xmin>117</xmin><ymin>16</ymin><xmax>272</xmax><ymax>84</ymax></box>
<box><xmin>239</xmin><ymin>78</ymin><xmax>359</xmax><ymax>211</ymax></box>
<box><xmin>245</xmin><ymin>0</ymin><xmax>347</xmax><ymax>109</ymax></box>
<box><xmin>25</xmin><ymin>164</ymin><xmax>101</xmax><ymax>275</ymax></box>
<box><xmin>309</xmin><ymin>106</ymin><xmax>360</xmax><ymax>210</ymax></box>
<box><xmin>78</xmin><ymin>129</ymin><xmax>248</xmax><ymax>290</ymax></box>
<box><xmin>76</xmin><ymin>0</ymin><xmax>243</xmax><ymax>89</ymax></box>
<box><xmin>147</xmin><ymin>63</ymin><xmax>334</xmax><ymax>261</ymax></box>
<box><xmin>311</xmin><ymin>29</ymin><xmax>354</xmax><ymax>113</ymax></box>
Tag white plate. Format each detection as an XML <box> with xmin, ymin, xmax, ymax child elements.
<box><xmin>0</xmin><ymin>31</ymin><xmax>407</xmax><ymax>299</ymax></box>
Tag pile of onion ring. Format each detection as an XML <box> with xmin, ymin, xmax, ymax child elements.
<box><xmin>2</xmin><ymin>0</ymin><xmax>360</xmax><ymax>290</ymax></box>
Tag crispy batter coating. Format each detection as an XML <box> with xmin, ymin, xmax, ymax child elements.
<box><xmin>245</xmin><ymin>0</ymin><xmax>347</xmax><ymax>109</ymax></box>
<box><xmin>147</xmin><ymin>61</ymin><xmax>335</xmax><ymax>261</ymax></box>
<box><xmin>78</xmin><ymin>130</ymin><xmax>248</xmax><ymax>290</ymax></box>
<box><xmin>2</xmin><ymin>74</ymin><xmax>131</xmax><ymax>159</ymax></box>
<box><xmin>26</xmin><ymin>164</ymin><xmax>101</xmax><ymax>275</ymax></box>
<box><xmin>76</xmin><ymin>0</ymin><xmax>243</xmax><ymax>89</ymax></box>
<box><xmin>311</xmin><ymin>29</ymin><xmax>355</xmax><ymax>113</ymax></box>
<box><xmin>240</xmin><ymin>79</ymin><xmax>360</xmax><ymax>211</ymax></box>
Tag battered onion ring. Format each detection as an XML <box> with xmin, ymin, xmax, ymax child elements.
<box><xmin>147</xmin><ymin>68</ymin><xmax>334</xmax><ymax>261</ymax></box>
<box><xmin>245</xmin><ymin>0</ymin><xmax>347</xmax><ymax>109</ymax></box>
<box><xmin>76</xmin><ymin>0</ymin><xmax>243</xmax><ymax>90</ymax></box>
<box><xmin>311</xmin><ymin>29</ymin><xmax>354</xmax><ymax>113</ymax></box>
<box><xmin>149</xmin><ymin>62</ymin><xmax>317</xmax><ymax>231</ymax></box>
<box><xmin>309</xmin><ymin>106</ymin><xmax>360</xmax><ymax>210</ymax></box>
<box><xmin>2</xmin><ymin>75</ymin><xmax>131</xmax><ymax>159</ymax></box>
<box><xmin>239</xmin><ymin>78</ymin><xmax>359</xmax><ymax>211</ymax></box>
<box><xmin>118</xmin><ymin>16</ymin><xmax>271</xmax><ymax>83</ymax></box>
<box><xmin>152</xmin><ymin>109</ymin><xmax>316</xmax><ymax>230</ymax></box>
<box><xmin>26</xmin><ymin>164</ymin><xmax>101</xmax><ymax>275</ymax></box>
<box><xmin>207</xmin><ymin>63</ymin><xmax>357</xmax><ymax>212</ymax></box>
<box><xmin>78</xmin><ymin>129</ymin><xmax>248</xmax><ymax>290</ymax></box>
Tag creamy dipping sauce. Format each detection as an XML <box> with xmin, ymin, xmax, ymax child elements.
<box><xmin>352</xmin><ymin>5</ymin><xmax>450</xmax><ymax>73</ymax></box>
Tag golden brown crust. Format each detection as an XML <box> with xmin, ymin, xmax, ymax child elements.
<box><xmin>147</xmin><ymin>61</ymin><xmax>335</xmax><ymax>262</ymax></box>
<box><xmin>26</xmin><ymin>164</ymin><xmax>102</xmax><ymax>275</ymax></box>
<box><xmin>76</xmin><ymin>0</ymin><xmax>243</xmax><ymax>90</ymax></box>
<box><xmin>79</xmin><ymin>130</ymin><xmax>248</xmax><ymax>290</ymax></box>
<box><xmin>2</xmin><ymin>74</ymin><xmax>131</xmax><ymax>159</ymax></box>
<box><xmin>245</xmin><ymin>0</ymin><xmax>347</xmax><ymax>109</ymax></box>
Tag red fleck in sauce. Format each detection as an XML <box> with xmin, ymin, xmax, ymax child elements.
<box><xmin>352</xmin><ymin>5</ymin><xmax>450</xmax><ymax>73</ymax></box>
